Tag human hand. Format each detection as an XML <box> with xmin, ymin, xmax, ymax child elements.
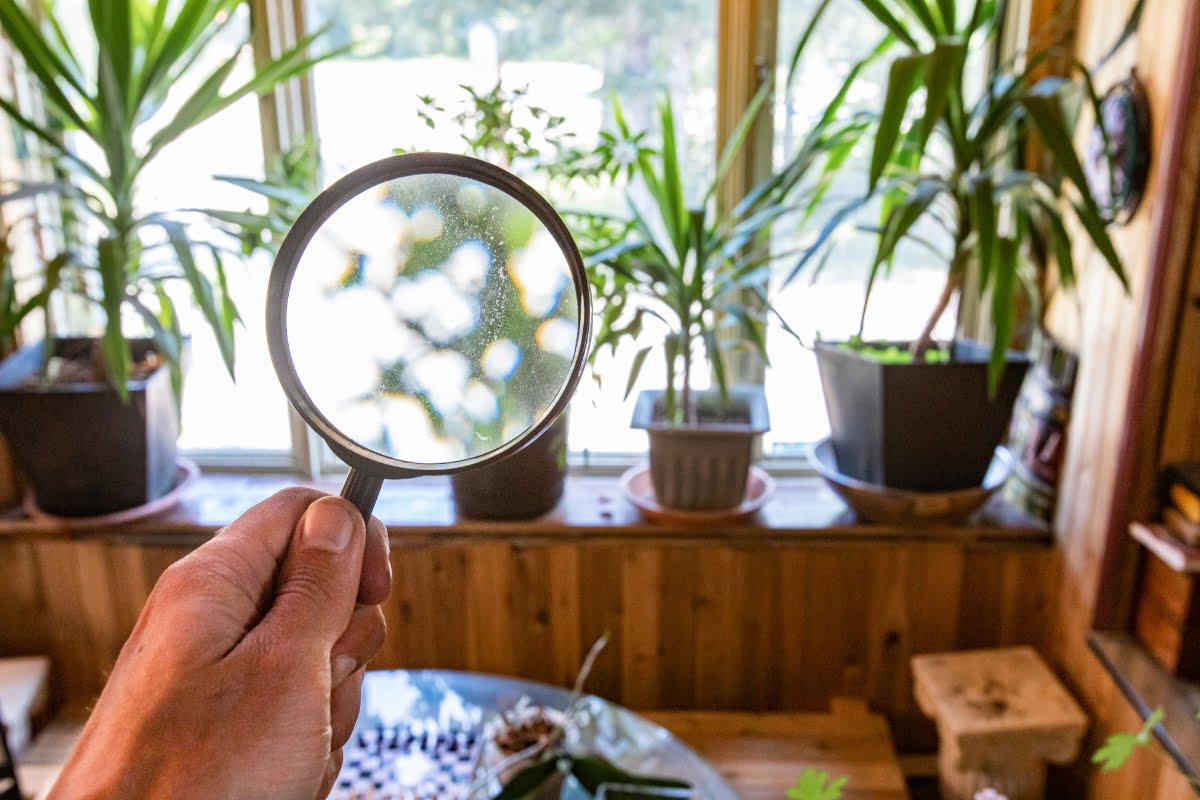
<box><xmin>50</xmin><ymin>488</ymin><xmax>391</xmax><ymax>800</ymax></box>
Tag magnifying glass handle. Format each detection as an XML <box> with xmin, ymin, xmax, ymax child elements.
<box><xmin>341</xmin><ymin>469</ymin><xmax>383</xmax><ymax>522</ymax></box>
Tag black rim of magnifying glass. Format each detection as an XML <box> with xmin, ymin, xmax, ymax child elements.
<box><xmin>266</xmin><ymin>152</ymin><xmax>593</xmax><ymax>479</ymax></box>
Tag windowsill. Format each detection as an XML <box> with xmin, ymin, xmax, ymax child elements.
<box><xmin>0</xmin><ymin>471</ymin><xmax>1052</xmax><ymax>544</ymax></box>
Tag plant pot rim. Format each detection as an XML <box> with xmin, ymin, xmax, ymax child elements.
<box><xmin>815</xmin><ymin>338</ymin><xmax>1031</xmax><ymax>366</ymax></box>
<box><xmin>630</xmin><ymin>387</ymin><xmax>770</xmax><ymax>434</ymax></box>
<box><xmin>0</xmin><ymin>338</ymin><xmax>165</xmax><ymax>394</ymax></box>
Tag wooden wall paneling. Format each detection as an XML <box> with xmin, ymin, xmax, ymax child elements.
<box><xmin>0</xmin><ymin>531</ymin><xmax>1057</xmax><ymax>757</ymax></box>
<box><xmin>578</xmin><ymin>543</ymin><xmax>623</xmax><ymax>702</ymax></box>
<box><xmin>620</xmin><ymin>546</ymin><xmax>663</xmax><ymax>709</ymax></box>
<box><xmin>1036</xmin><ymin>0</ymin><xmax>1200</xmax><ymax>795</ymax></box>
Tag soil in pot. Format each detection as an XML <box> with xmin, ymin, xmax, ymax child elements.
<box><xmin>0</xmin><ymin>338</ymin><xmax>179</xmax><ymax>516</ymax></box>
<box><xmin>815</xmin><ymin>339</ymin><xmax>1028</xmax><ymax>492</ymax></box>
<box><xmin>631</xmin><ymin>387</ymin><xmax>769</xmax><ymax>512</ymax></box>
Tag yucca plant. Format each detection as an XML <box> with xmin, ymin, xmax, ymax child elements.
<box><xmin>787</xmin><ymin>0</ymin><xmax>1131</xmax><ymax>391</ymax></box>
<box><xmin>582</xmin><ymin>82</ymin><xmax>868</xmax><ymax>423</ymax></box>
<box><xmin>0</xmin><ymin>0</ymin><xmax>344</xmax><ymax>397</ymax></box>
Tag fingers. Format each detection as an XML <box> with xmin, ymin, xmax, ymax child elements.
<box><xmin>330</xmin><ymin>668</ymin><xmax>365</xmax><ymax>752</ymax></box>
<box><xmin>317</xmin><ymin>748</ymin><xmax>344</xmax><ymax>800</ymax></box>
<box><xmin>244</xmin><ymin>496</ymin><xmax>367</xmax><ymax>661</ymax></box>
<box><xmin>145</xmin><ymin>488</ymin><xmax>332</xmax><ymax>656</ymax></box>
<box><xmin>331</xmin><ymin>604</ymin><xmax>387</xmax><ymax>687</ymax></box>
<box><xmin>358</xmin><ymin>516</ymin><xmax>392</xmax><ymax>606</ymax></box>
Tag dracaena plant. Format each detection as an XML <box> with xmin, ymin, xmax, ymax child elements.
<box><xmin>0</xmin><ymin>0</ymin><xmax>344</xmax><ymax>398</ymax></box>
<box><xmin>580</xmin><ymin>80</ymin><xmax>868</xmax><ymax>424</ymax></box>
<box><xmin>788</xmin><ymin>0</ymin><xmax>1132</xmax><ymax>392</ymax></box>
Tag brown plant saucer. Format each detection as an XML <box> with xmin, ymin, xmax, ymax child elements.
<box><xmin>621</xmin><ymin>464</ymin><xmax>774</xmax><ymax>525</ymax></box>
<box><xmin>21</xmin><ymin>457</ymin><xmax>200</xmax><ymax>531</ymax></box>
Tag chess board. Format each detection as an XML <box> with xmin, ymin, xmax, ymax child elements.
<box><xmin>331</xmin><ymin>720</ymin><xmax>482</xmax><ymax>800</ymax></box>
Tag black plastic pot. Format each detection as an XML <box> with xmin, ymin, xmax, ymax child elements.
<box><xmin>814</xmin><ymin>340</ymin><xmax>1028</xmax><ymax>492</ymax></box>
<box><xmin>631</xmin><ymin>386</ymin><xmax>769</xmax><ymax>511</ymax></box>
<box><xmin>450</xmin><ymin>414</ymin><xmax>568</xmax><ymax>520</ymax></box>
<box><xmin>0</xmin><ymin>338</ymin><xmax>179</xmax><ymax>516</ymax></box>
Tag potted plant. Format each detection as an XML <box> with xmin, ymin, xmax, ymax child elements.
<box><xmin>582</xmin><ymin>83</ymin><xmax>866</xmax><ymax>511</ymax></box>
<box><xmin>788</xmin><ymin>0</ymin><xmax>1128</xmax><ymax>491</ymax></box>
<box><xmin>0</xmin><ymin>0</ymin><xmax>339</xmax><ymax>515</ymax></box>
<box><xmin>399</xmin><ymin>80</ymin><xmax>577</xmax><ymax>520</ymax></box>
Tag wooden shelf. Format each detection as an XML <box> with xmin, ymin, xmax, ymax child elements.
<box><xmin>1131</xmin><ymin>521</ymin><xmax>1200</xmax><ymax>573</ymax></box>
<box><xmin>1088</xmin><ymin>630</ymin><xmax>1200</xmax><ymax>786</ymax></box>
<box><xmin>0</xmin><ymin>472</ymin><xmax>1052</xmax><ymax>545</ymax></box>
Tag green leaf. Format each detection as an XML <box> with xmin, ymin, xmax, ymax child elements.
<box><xmin>934</xmin><ymin>0</ymin><xmax>956</xmax><ymax>33</ymax></box>
<box><xmin>492</xmin><ymin>756</ymin><xmax>560</xmax><ymax>800</ymax></box>
<box><xmin>701</xmin><ymin>325</ymin><xmax>728</xmax><ymax>403</ymax></box>
<box><xmin>856</xmin><ymin>0</ymin><xmax>919</xmax><ymax>47</ymax></box>
<box><xmin>1019</xmin><ymin>90</ymin><xmax>1094</xmax><ymax>207</ymax></box>
<box><xmin>97</xmin><ymin>237</ymin><xmax>130</xmax><ymax>399</ymax></box>
<box><xmin>709</xmin><ymin>79</ymin><xmax>773</xmax><ymax>202</ymax></box>
<box><xmin>787</xmin><ymin>768</ymin><xmax>847</xmax><ymax>800</ymax></box>
<box><xmin>870</xmin><ymin>53</ymin><xmax>926</xmax><ymax>191</ymax></box>
<box><xmin>897</xmin><ymin>0</ymin><xmax>941</xmax><ymax>37</ymax></box>
<box><xmin>1072</xmin><ymin>198</ymin><xmax>1127</xmax><ymax>290</ymax></box>
<box><xmin>872</xmin><ymin>178</ymin><xmax>944</xmax><ymax>269</ymax></box>
<box><xmin>970</xmin><ymin>175</ymin><xmax>996</xmax><ymax>290</ymax></box>
<box><xmin>158</xmin><ymin>220</ymin><xmax>236</xmax><ymax>379</ymax></box>
<box><xmin>625</xmin><ymin>346</ymin><xmax>651</xmax><ymax>400</ymax></box>
<box><xmin>0</xmin><ymin>0</ymin><xmax>92</xmax><ymax>131</ymax></box>
<box><xmin>0</xmin><ymin>96</ymin><xmax>104</xmax><ymax>185</ymax></box>
<box><xmin>785</xmin><ymin>0</ymin><xmax>835</xmax><ymax>89</ymax></box>
<box><xmin>568</xmin><ymin>755</ymin><xmax>689</xmax><ymax>797</ymax></box>
<box><xmin>656</xmin><ymin>96</ymin><xmax>689</xmax><ymax>265</ymax></box>
<box><xmin>1096</xmin><ymin>0</ymin><xmax>1145</xmax><ymax>69</ymax></box>
<box><xmin>916</xmin><ymin>38</ymin><xmax>965</xmax><ymax>151</ymax></box>
<box><xmin>213</xmin><ymin>175</ymin><xmax>314</xmax><ymax>207</ymax></box>
<box><xmin>987</xmin><ymin>236</ymin><xmax>1017</xmax><ymax>397</ymax></box>
<box><xmin>782</xmin><ymin>195</ymin><xmax>871</xmax><ymax>287</ymax></box>
<box><xmin>1036</xmin><ymin>198</ymin><xmax>1076</xmax><ymax>288</ymax></box>
<box><xmin>1093</xmin><ymin>707</ymin><xmax>1163</xmax><ymax>771</ymax></box>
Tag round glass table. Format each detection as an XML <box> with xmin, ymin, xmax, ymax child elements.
<box><xmin>331</xmin><ymin>669</ymin><xmax>736</xmax><ymax>800</ymax></box>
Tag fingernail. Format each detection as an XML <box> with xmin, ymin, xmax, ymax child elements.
<box><xmin>332</xmin><ymin>654</ymin><xmax>358</xmax><ymax>686</ymax></box>
<box><xmin>302</xmin><ymin>499</ymin><xmax>355</xmax><ymax>552</ymax></box>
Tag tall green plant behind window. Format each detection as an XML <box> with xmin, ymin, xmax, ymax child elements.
<box><xmin>0</xmin><ymin>0</ymin><xmax>344</xmax><ymax>399</ymax></box>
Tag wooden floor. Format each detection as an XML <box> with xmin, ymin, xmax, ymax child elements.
<box><xmin>646</xmin><ymin>700</ymin><xmax>910</xmax><ymax>800</ymax></box>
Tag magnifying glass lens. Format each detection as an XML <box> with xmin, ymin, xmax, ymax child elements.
<box><xmin>285</xmin><ymin>172</ymin><xmax>580</xmax><ymax>466</ymax></box>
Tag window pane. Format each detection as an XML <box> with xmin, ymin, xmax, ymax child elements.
<box><xmin>49</xmin><ymin>4</ymin><xmax>291</xmax><ymax>454</ymax></box>
<box><xmin>764</xmin><ymin>2</ymin><xmax>960</xmax><ymax>456</ymax></box>
<box><xmin>307</xmin><ymin>0</ymin><xmax>717</xmax><ymax>458</ymax></box>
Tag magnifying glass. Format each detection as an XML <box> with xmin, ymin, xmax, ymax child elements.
<box><xmin>267</xmin><ymin>153</ymin><xmax>591</xmax><ymax>520</ymax></box>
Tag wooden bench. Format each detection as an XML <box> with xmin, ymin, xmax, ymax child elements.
<box><xmin>645</xmin><ymin>700</ymin><xmax>909</xmax><ymax>800</ymax></box>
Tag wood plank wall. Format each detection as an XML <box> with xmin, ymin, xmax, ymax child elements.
<box><xmin>1040</xmin><ymin>0</ymin><xmax>1200</xmax><ymax>797</ymax></box>
<box><xmin>0</xmin><ymin>532</ymin><xmax>1056</xmax><ymax>753</ymax></box>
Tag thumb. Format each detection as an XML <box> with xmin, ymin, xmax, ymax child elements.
<box><xmin>253</xmin><ymin>496</ymin><xmax>366</xmax><ymax>658</ymax></box>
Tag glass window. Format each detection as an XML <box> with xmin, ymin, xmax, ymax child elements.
<box><xmin>47</xmin><ymin>3</ymin><xmax>292</xmax><ymax>455</ymax></box>
<box><xmin>306</xmin><ymin>0</ymin><xmax>718</xmax><ymax>459</ymax></box>
<box><xmin>763</xmin><ymin>1</ymin><xmax>960</xmax><ymax>457</ymax></box>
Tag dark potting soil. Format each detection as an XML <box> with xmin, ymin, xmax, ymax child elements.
<box><xmin>20</xmin><ymin>343</ymin><xmax>161</xmax><ymax>388</ymax></box>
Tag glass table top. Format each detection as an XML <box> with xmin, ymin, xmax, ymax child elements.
<box><xmin>333</xmin><ymin>669</ymin><xmax>737</xmax><ymax>800</ymax></box>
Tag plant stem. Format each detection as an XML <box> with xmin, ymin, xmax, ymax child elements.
<box><xmin>681</xmin><ymin>337</ymin><xmax>692</xmax><ymax>424</ymax></box>
<box><xmin>910</xmin><ymin>266</ymin><xmax>961</xmax><ymax>359</ymax></box>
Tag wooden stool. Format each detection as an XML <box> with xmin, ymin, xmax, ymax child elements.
<box><xmin>912</xmin><ymin>646</ymin><xmax>1086</xmax><ymax>800</ymax></box>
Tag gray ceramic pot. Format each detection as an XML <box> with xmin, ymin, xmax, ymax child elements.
<box><xmin>631</xmin><ymin>386</ymin><xmax>769</xmax><ymax>511</ymax></box>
